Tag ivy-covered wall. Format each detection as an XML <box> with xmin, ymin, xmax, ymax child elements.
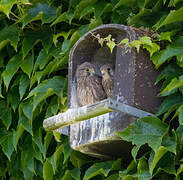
<box><xmin>1</xmin><ymin>0</ymin><xmax>183</xmax><ymax>179</ymax></box>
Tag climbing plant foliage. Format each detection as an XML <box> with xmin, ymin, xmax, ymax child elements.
<box><xmin>1</xmin><ymin>0</ymin><xmax>183</xmax><ymax>179</ymax></box>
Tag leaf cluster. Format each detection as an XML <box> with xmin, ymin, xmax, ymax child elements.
<box><xmin>1</xmin><ymin>0</ymin><xmax>183</xmax><ymax>179</ymax></box>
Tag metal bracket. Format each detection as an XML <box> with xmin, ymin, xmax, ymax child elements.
<box><xmin>108</xmin><ymin>99</ymin><xmax>154</xmax><ymax>118</ymax></box>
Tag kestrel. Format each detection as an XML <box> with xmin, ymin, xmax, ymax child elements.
<box><xmin>100</xmin><ymin>64</ymin><xmax>114</xmax><ymax>98</ymax></box>
<box><xmin>76</xmin><ymin>62</ymin><xmax>107</xmax><ymax>106</ymax></box>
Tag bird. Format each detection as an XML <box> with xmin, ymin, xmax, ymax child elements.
<box><xmin>100</xmin><ymin>64</ymin><xmax>114</xmax><ymax>98</ymax></box>
<box><xmin>76</xmin><ymin>62</ymin><xmax>107</xmax><ymax>106</ymax></box>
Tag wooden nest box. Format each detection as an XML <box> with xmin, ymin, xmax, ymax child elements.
<box><xmin>43</xmin><ymin>24</ymin><xmax>161</xmax><ymax>159</ymax></box>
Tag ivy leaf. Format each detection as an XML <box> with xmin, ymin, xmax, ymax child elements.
<box><xmin>159</xmin><ymin>7</ymin><xmax>183</xmax><ymax>28</ymax></box>
<box><xmin>106</xmin><ymin>40</ymin><xmax>116</xmax><ymax>53</ymax></box>
<box><xmin>33</xmin><ymin>143</ymin><xmax>43</xmax><ymax>163</ymax></box>
<box><xmin>2</xmin><ymin>54</ymin><xmax>22</xmax><ymax>89</ymax></box>
<box><xmin>158</xmin><ymin>32</ymin><xmax>172</xmax><ymax>42</ymax></box>
<box><xmin>127</xmin><ymin>8</ymin><xmax>152</xmax><ymax>26</ymax></box>
<box><xmin>70</xmin><ymin>168</ymin><xmax>81</xmax><ymax>180</ymax></box>
<box><xmin>151</xmin><ymin>36</ymin><xmax>183</xmax><ymax>68</ymax></box>
<box><xmin>161</xmin><ymin>130</ymin><xmax>177</xmax><ymax>154</ymax></box>
<box><xmin>0</xmin><ymin>0</ymin><xmax>17</xmax><ymax>17</ymax></box>
<box><xmin>114</xmin><ymin>0</ymin><xmax>138</xmax><ymax>9</ymax></box>
<box><xmin>137</xmin><ymin>157</ymin><xmax>151</xmax><ymax>180</ymax></box>
<box><xmin>30</xmin><ymin>58</ymin><xmax>59</xmax><ymax>89</ymax></box>
<box><xmin>27</xmin><ymin>76</ymin><xmax>64</xmax><ymax>99</ymax></box>
<box><xmin>131</xmin><ymin>145</ymin><xmax>140</xmax><ymax>161</ymax></box>
<box><xmin>0</xmin><ymin>132</ymin><xmax>14</xmax><ymax>160</ymax></box>
<box><xmin>44</xmin><ymin>131</ymin><xmax>53</xmax><ymax>151</ymax></box>
<box><xmin>52</xmin><ymin>145</ymin><xmax>63</xmax><ymax>172</ymax></box>
<box><xmin>79</xmin><ymin>5</ymin><xmax>94</xmax><ymax>20</ymax></box>
<box><xmin>21</xmin><ymin>148</ymin><xmax>35</xmax><ymax>174</ymax></box>
<box><xmin>177</xmin><ymin>105</ymin><xmax>183</xmax><ymax>125</ymax></box>
<box><xmin>149</xmin><ymin>146</ymin><xmax>176</xmax><ymax>176</ymax></box>
<box><xmin>155</xmin><ymin>63</ymin><xmax>183</xmax><ymax>85</ymax></box>
<box><xmin>73</xmin><ymin>0</ymin><xmax>97</xmax><ymax>19</ymax></box>
<box><xmin>43</xmin><ymin>158</ymin><xmax>54</xmax><ymax>180</ymax></box>
<box><xmin>70</xmin><ymin>150</ymin><xmax>92</xmax><ymax>168</ymax></box>
<box><xmin>177</xmin><ymin>164</ymin><xmax>183</xmax><ymax>177</ymax></box>
<box><xmin>53</xmin><ymin>30</ymin><xmax>74</xmax><ymax>45</ymax></box>
<box><xmin>18</xmin><ymin>113</ymin><xmax>32</xmax><ymax>135</ymax></box>
<box><xmin>19</xmin><ymin>74</ymin><xmax>30</xmax><ymax>100</ymax></box>
<box><xmin>0</xmin><ymin>24</ymin><xmax>19</xmax><ymax>51</ymax></box>
<box><xmin>33</xmin><ymin>128</ymin><xmax>46</xmax><ymax>159</ymax></box>
<box><xmin>22</xmin><ymin>169</ymin><xmax>34</xmax><ymax>180</ymax></box>
<box><xmin>62</xmin><ymin>170</ymin><xmax>72</xmax><ymax>180</ymax></box>
<box><xmin>62</xmin><ymin>168</ymin><xmax>81</xmax><ymax>180</ymax></box>
<box><xmin>105</xmin><ymin>174</ymin><xmax>120</xmax><ymax>180</ymax></box>
<box><xmin>94</xmin><ymin>0</ymin><xmax>108</xmax><ymax>19</ymax></box>
<box><xmin>14</xmin><ymin>124</ymin><xmax>24</xmax><ymax>150</ymax></box>
<box><xmin>22</xmin><ymin>3</ymin><xmax>57</xmax><ymax>27</ymax></box>
<box><xmin>120</xmin><ymin>38</ymin><xmax>129</xmax><ymax>45</ymax></box>
<box><xmin>116</xmin><ymin>116</ymin><xmax>168</xmax><ymax>152</ymax></box>
<box><xmin>63</xmin><ymin>139</ymin><xmax>72</xmax><ymax>164</ymax></box>
<box><xmin>26</xmin><ymin>76</ymin><xmax>65</xmax><ymax>110</ymax></box>
<box><xmin>143</xmin><ymin>43</ymin><xmax>160</xmax><ymax>56</ymax></box>
<box><xmin>157</xmin><ymin>92</ymin><xmax>183</xmax><ymax>116</ymax></box>
<box><xmin>119</xmin><ymin>160</ymin><xmax>137</xmax><ymax>178</ymax></box>
<box><xmin>68</xmin><ymin>31</ymin><xmax>81</xmax><ymax>50</ymax></box>
<box><xmin>22</xmin><ymin>29</ymin><xmax>53</xmax><ymax>58</ymax></box>
<box><xmin>176</xmin><ymin>52</ymin><xmax>183</xmax><ymax>67</ymax></box>
<box><xmin>149</xmin><ymin>146</ymin><xmax>167</xmax><ymax>175</ymax></box>
<box><xmin>139</xmin><ymin>36</ymin><xmax>153</xmax><ymax>46</ymax></box>
<box><xmin>20</xmin><ymin>55</ymin><xmax>34</xmax><ymax>78</ymax></box>
<box><xmin>83</xmin><ymin>161</ymin><xmax>115</xmax><ymax>180</ymax></box>
<box><xmin>34</xmin><ymin>48</ymin><xmax>51</xmax><ymax>71</ymax></box>
<box><xmin>158</xmin><ymin>77</ymin><xmax>179</xmax><ymax>96</ymax></box>
<box><xmin>0</xmin><ymin>70</ymin><xmax>3</xmax><ymax>98</ymax></box>
<box><xmin>21</xmin><ymin>99</ymin><xmax>33</xmax><ymax>121</ymax></box>
<box><xmin>0</xmin><ymin>100</ymin><xmax>12</xmax><ymax>130</ymax></box>
<box><xmin>131</xmin><ymin>40</ymin><xmax>141</xmax><ymax>53</ymax></box>
<box><xmin>7</xmin><ymin>86</ymin><xmax>20</xmax><ymax>111</ymax></box>
<box><xmin>51</xmin><ymin>12</ymin><xmax>68</xmax><ymax>26</ymax></box>
<box><xmin>159</xmin><ymin>75</ymin><xmax>183</xmax><ymax>97</ymax></box>
<box><xmin>88</xmin><ymin>17</ymin><xmax>103</xmax><ymax>31</ymax></box>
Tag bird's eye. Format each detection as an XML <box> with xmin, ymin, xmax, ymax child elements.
<box><xmin>86</xmin><ymin>68</ymin><xmax>90</xmax><ymax>72</ymax></box>
<box><xmin>107</xmin><ymin>68</ymin><xmax>111</xmax><ymax>71</ymax></box>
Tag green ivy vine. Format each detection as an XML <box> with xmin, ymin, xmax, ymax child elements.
<box><xmin>1</xmin><ymin>0</ymin><xmax>183</xmax><ymax>179</ymax></box>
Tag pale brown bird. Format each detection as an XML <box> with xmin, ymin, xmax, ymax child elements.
<box><xmin>76</xmin><ymin>62</ymin><xmax>107</xmax><ymax>106</ymax></box>
<box><xmin>100</xmin><ymin>64</ymin><xmax>114</xmax><ymax>98</ymax></box>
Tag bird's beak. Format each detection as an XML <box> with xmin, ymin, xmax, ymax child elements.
<box><xmin>93</xmin><ymin>71</ymin><xmax>102</xmax><ymax>77</ymax></box>
<box><xmin>101</xmin><ymin>70</ymin><xmax>105</xmax><ymax>76</ymax></box>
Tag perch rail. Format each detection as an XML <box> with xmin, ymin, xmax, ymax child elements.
<box><xmin>43</xmin><ymin>98</ymin><xmax>154</xmax><ymax>131</ymax></box>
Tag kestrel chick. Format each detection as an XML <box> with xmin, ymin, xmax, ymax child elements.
<box><xmin>76</xmin><ymin>62</ymin><xmax>106</xmax><ymax>106</ymax></box>
<box><xmin>100</xmin><ymin>64</ymin><xmax>114</xmax><ymax>98</ymax></box>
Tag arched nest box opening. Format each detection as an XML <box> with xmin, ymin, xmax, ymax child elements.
<box><xmin>43</xmin><ymin>24</ymin><xmax>161</xmax><ymax>159</ymax></box>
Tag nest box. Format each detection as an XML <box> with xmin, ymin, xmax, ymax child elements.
<box><xmin>43</xmin><ymin>24</ymin><xmax>161</xmax><ymax>159</ymax></box>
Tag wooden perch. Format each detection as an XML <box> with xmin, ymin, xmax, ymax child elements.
<box><xmin>43</xmin><ymin>99</ymin><xmax>113</xmax><ymax>131</ymax></box>
<box><xmin>43</xmin><ymin>98</ymin><xmax>154</xmax><ymax>131</ymax></box>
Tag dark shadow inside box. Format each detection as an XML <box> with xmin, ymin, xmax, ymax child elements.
<box><xmin>68</xmin><ymin>28</ymin><xmax>127</xmax><ymax>108</ymax></box>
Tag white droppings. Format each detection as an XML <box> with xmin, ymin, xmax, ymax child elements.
<box><xmin>147</xmin><ymin>81</ymin><xmax>152</xmax><ymax>87</ymax></box>
<box><xmin>123</xmin><ymin>99</ymin><xmax>128</xmax><ymax>104</ymax></box>
<box><xmin>71</xmin><ymin>82</ymin><xmax>79</xmax><ymax>108</ymax></box>
<box><xmin>116</xmin><ymin>95</ymin><xmax>124</xmax><ymax>102</ymax></box>
<box><xmin>128</xmin><ymin>66</ymin><xmax>131</xmax><ymax>73</ymax></box>
<box><xmin>139</xmin><ymin>83</ymin><xmax>145</xmax><ymax>87</ymax></box>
